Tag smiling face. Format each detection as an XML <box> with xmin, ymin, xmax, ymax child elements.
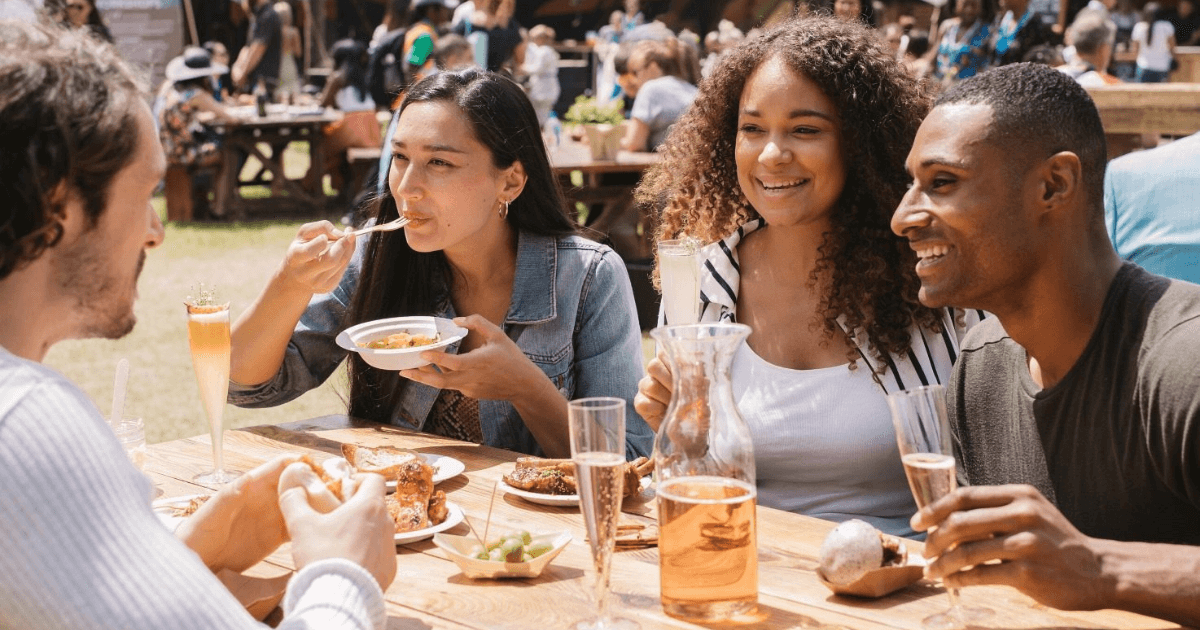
<box><xmin>388</xmin><ymin>100</ymin><xmax>520</xmax><ymax>257</ymax></box>
<box><xmin>735</xmin><ymin>56</ymin><xmax>845</xmax><ymax>232</ymax></box>
<box><xmin>54</xmin><ymin>101</ymin><xmax>166</xmax><ymax>339</ymax></box>
<box><xmin>892</xmin><ymin>103</ymin><xmax>1040</xmax><ymax>311</ymax></box>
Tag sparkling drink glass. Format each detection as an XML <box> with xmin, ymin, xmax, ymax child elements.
<box><xmin>887</xmin><ymin>385</ymin><xmax>992</xmax><ymax>630</ymax></box>
<box><xmin>657</xmin><ymin>239</ymin><xmax>700</xmax><ymax>325</ymax></box>
<box><xmin>186</xmin><ymin>301</ymin><xmax>239</xmax><ymax>485</ymax></box>
<box><xmin>568</xmin><ymin>397</ymin><xmax>639</xmax><ymax>630</ymax></box>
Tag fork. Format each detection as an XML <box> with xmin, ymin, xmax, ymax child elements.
<box><xmin>317</xmin><ymin>216</ymin><xmax>410</xmax><ymax>259</ymax></box>
<box><xmin>342</xmin><ymin>215</ymin><xmax>411</xmax><ymax>238</ymax></box>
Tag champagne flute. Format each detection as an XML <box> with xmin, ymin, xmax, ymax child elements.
<box><xmin>185</xmin><ymin>300</ymin><xmax>239</xmax><ymax>485</ymax></box>
<box><xmin>887</xmin><ymin>385</ymin><xmax>992</xmax><ymax>630</ymax></box>
<box><xmin>568</xmin><ymin>398</ymin><xmax>640</xmax><ymax>630</ymax></box>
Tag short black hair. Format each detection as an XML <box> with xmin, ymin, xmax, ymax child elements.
<box><xmin>935</xmin><ymin>62</ymin><xmax>1107</xmax><ymax>214</ymax></box>
<box><xmin>0</xmin><ymin>20</ymin><xmax>144</xmax><ymax>281</ymax></box>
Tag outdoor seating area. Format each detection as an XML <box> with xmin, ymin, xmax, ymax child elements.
<box><xmin>3</xmin><ymin>1</ymin><xmax>1200</xmax><ymax>629</ymax></box>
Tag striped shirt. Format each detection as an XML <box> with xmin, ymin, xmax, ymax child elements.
<box><xmin>695</xmin><ymin>218</ymin><xmax>984</xmax><ymax>395</ymax></box>
<box><xmin>0</xmin><ymin>346</ymin><xmax>386</xmax><ymax>630</ymax></box>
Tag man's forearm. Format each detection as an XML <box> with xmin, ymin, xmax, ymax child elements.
<box><xmin>1093</xmin><ymin>537</ymin><xmax>1200</xmax><ymax>627</ymax></box>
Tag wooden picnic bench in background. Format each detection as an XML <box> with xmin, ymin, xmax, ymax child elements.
<box><xmin>1087</xmin><ymin>83</ymin><xmax>1200</xmax><ymax>159</ymax></box>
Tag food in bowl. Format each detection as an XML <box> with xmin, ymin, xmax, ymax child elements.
<box><xmin>358</xmin><ymin>332</ymin><xmax>439</xmax><ymax>350</ymax></box>
<box><xmin>434</xmin><ymin>531</ymin><xmax>573</xmax><ymax>579</ymax></box>
<box><xmin>468</xmin><ymin>530</ymin><xmax>557</xmax><ymax>563</ymax></box>
<box><xmin>335</xmin><ymin>316</ymin><xmax>468</xmax><ymax>371</ymax></box>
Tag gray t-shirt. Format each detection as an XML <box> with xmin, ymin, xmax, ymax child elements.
<box><xmin>630</xmin><ymin>75</ymin><xmax>697</xmax><ymax>151</ymax></box>
<box><xmin>948</xmin><ymin>263</ymin><xmax>1200</xmax><ymax>545</ymax></box>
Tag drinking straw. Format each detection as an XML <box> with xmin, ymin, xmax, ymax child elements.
<box><xmin>109</xmin><ymin>358</ymin><xmax>129</xmax><ymax>427</ymax></box>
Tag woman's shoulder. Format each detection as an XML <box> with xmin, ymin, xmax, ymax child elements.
<box><xmin>552</xmin><ymin>233</ymin><xmax>617</xmax><ymax>258</ymax></box>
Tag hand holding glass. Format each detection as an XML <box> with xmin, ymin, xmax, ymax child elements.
<box><xmin>887</xmin><ymin>385</ymin><xmax>991</xmax><ymax>629</ymax></box>
<box><xmin>568</xmin><ymin>398</ymin><xmax>639</xmax><ymax>630</ymax></box>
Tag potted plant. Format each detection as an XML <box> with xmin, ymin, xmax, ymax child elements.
<box><xmin>564</xmin><ymin>95</ymin><xmax>626</xmax><ymax>161</ymax></box>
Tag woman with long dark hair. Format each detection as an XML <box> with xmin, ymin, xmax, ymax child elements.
<box><xmin>229</xmin><ymin>68</ymin><xmax>653</xmax><ymax>459</ymax></box>
<box><xmin>634</xmin><ymin>15</ymin><xmax>981</xmax><ymax>536</ymax></box>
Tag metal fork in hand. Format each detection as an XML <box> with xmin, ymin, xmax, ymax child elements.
<box><xmin>317</xmin><ymin>216</ymin><xmax>410</xmax><ymax>259</ymax></box>
<box><xmin>342</xmin><ymin>215</ymin><xmax>410</xmax><ymax>238</ymax></box>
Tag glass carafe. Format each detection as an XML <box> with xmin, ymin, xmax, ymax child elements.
<box><xmin>651</xmin><ymin>323</ymin><xmax>757</xmax><ymax>622</ymax></box>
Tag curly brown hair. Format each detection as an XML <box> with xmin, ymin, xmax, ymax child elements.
<box><xmin>637</xmin><ymin>13</ymin><xmax>943</xmax><ymax>369</ymax></box>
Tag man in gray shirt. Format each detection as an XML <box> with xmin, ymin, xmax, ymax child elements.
<box><xmin>620</xmin><ymin>39</ymin><xmax>697</xmax><ymax>152</ymax></box>
<box><xmin>0</xmin><ymin>21</ymin><xmax>395</xmax><ymax>629</ymax></box>
<box><xmin>892</xmin><ymin>63</ymin><xmax>1200</xmax><ymax>626</ymax></box>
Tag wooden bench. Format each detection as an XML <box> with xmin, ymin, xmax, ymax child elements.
<box><xmin>346</xmin><ymin>147</ymin><xmax>384</xmax><ymax>200</ymax></box>
<box><xmin>1086</xmin><ymin>83</ymin><xmax>1200</xmax><ymax>158</ymax></box>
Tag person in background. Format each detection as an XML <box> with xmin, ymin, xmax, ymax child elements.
<box><xmin>1169</xmin><ymin>0</ymin><xmax>1199</xmax><ymax>45</ymax></box>
<box><xmin>991</xmin><ymin>0</ymin><xmax>1056</xmax><ymax>66</ymax></box>
<box><xmin>157</xmin><ymin>47</ymin><xmax>242</xmax><ymax>219</ymax></box>
<box><xmin>930</xmin><ymin>0</ymin><xmax>993</xmax><ymax>86</ymax></box>
<box><xmin>620</xmin><ymin>38</ymin><xmax>697</xmax><ymax>152</ymax></box>
<box><xmin>274</xmin><ymin>1</ymin><xmax>303</xmax><ymax>99</ymax></box>
<box><xmin>635</xmin><ymin>14</ymin><xmax>980</xmax><ymax>537</ymax></box>
<box><xmin>0</xmin><ymin>20</ymin><xmax>396</xmax><ymax>630</ymax></box>
<box><xmin>521</xmin><ymin>24</ymin><xmax>560</xmax><ymax>126</ymax></box>
<box><xmin>451</xmin><ymin>0</ymin><xmax>525</xmax><ymax>73</ymax></box>
<box><xmin>598</xmin><ymin>9</ymin><xmax>625</xmax><ymax>44</ymax></box>
<box><xmin>1109</xmin><ymin>0</ymin><xmax>1139</xmax><ymax>78</ymax></box>
<box><xmin>232</xmin><ymin>0</ymin><xmax>283</xmax><ymax>95</ymax></box>
<box><xmin>893</xmin><ymin>63</ymin><xmax>1200</xmax><ymax>627</ymax></box>
<box><xmin>319</xmin><ymin>39</ymin><xmax>380</xmax><ymax>200</ymax></box>
<box><xmin>1057</xmin><ymin>13</ymin><xmax>1121</xmax><ymax>85</ymax></box>
<box><xmin>62</xmin><ymin>0</ymin><xmax>111</xmax><ymax>42</ymax></box>
<box><xmin>834</xmin><ymin>0</ymin><xmax>875</xmax><ymax>26</ymax></box>
<box><xmin>700</xmin><ymin>19</ymin><xmax>744</xmax><ymax>79</ymax></box>
<box><xmin>228</xmin><ymin>69</ymin><xmax>654</xmax><ymax>460</ymax></box>
<box><xmin>405</xmin><ymin>0</ymin><xmax>454</xmax><ymax>84</ymax></box>
<box><xmin>433</xmin><ymin>33</ymin><xmax>475</xmax><ymax>71</ymax></box>
<box><xmin>1104</xmin><ymin>131</ymin><xmax>1200</xmax><ymax>284</ymax></box>
<box><xmin>203</xmin><ymin>40</ymin><xmax>235</xmax><ymax>101</ymax></box>
<box><xmin>1129</xmin><ymin>2</ymin><xmax>1176</xmax><ymax>82</ymax></box>
<box><xmin>449</xmin><ymin>0</ymin><xmax>473</xmax><ymax>30</ymax></box>
<box><xmin>369</xmin><ymin>0</ymin><xmax>408</xmax><ymax>51</ymax></box>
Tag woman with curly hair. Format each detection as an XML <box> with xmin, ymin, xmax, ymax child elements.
<box><xmin>634</xmin><ymin>14</ymin><xmax>982</xmax><ymax>536</ymax></box>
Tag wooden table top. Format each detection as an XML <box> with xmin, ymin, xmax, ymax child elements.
<box><xmin>549</xmin><ymin>139</ymin><xmax>660</xmax><ymax>175</ymax></box>
<box><xmin>147</xmin><ymin>416</ymin><xmax>1179</xmax><ymax>630</ymax></box>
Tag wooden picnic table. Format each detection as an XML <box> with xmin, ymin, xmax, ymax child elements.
<box><xmin>209</xmin><ymin>106</ymin><xmax>343</xmax><ymax>221</ymax></box>
<box><xmin>147</xmin><ymin>415</ymin><xmax>1180</xmax><ymax>630</ymax></box>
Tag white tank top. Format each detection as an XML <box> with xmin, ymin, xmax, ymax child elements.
<box><xmin>731</xmin><ymin>341</ymin><xmax>919</xmax><ymax>537</ymax></box>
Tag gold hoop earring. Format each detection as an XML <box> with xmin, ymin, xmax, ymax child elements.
<box><xmin>499</xmin><ymin>199</ymin><xmax>510</xmax><ymax>219</ymax></box>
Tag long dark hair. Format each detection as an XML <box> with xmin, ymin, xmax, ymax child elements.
<box><xmin>345</xmin><ymin>68</ymin><xmax>574</xmax><ymax>422</ymax></box>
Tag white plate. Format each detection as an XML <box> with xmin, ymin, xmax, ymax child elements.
<box><xmin>498</xmin><ymin>480</ymin><xmax>580</xmax><ymax>507</ymax></box>
<box><xmin>385</xmin><ymin>454</ymin><xmax>465</xmax><ymax>491</ymax></box>
<box><xmin>395</xmin><ymin>501</ymin><xmax>464</xmax><ymax>544</ymax></box>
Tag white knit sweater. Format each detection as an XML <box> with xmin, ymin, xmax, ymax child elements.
<box><xmin>0</xmin><ymin>347</ymin><xmax>386</xmax><ymax>630</ymax></box>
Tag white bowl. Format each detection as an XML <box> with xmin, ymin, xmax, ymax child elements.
<box><xmin>336</xmin><ymin>316</ymin><xmax>467</xmax><ymax>371</ymax></box>
<box><xmin>433</xmin><ymin>531</ymin><xmax>572</xmax><ymax>579</ymax></box>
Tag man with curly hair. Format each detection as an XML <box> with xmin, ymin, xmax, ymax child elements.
<box><xmin>0</xmin><ymin>20</ymin><xmax>395</xmax><ymax>629</ymax></box>
<box><xmin>893</xmin><ymin>62</ymin><xmax>1200</xmax><ymax>625</ymax></box>
<box><xmin>635</xmin><ymin>14</ymin><xmax>982</xmax><ymax>537</ymax></box>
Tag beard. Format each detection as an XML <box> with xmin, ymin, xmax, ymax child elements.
<box><xmin>54</xmin><ymin>240</ymin><xmax>144</xmax><ymax>340</ymax></box>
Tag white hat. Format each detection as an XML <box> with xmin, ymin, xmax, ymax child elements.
<box><xmin>165</xmin><ymin>47</ymin><xmax>228</xmax><ymax>83</ymax></box>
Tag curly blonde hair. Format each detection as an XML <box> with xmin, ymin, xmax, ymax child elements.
<box><xmin>637</xmin><ymin>13</ymin><xmax>943</xmax><ymax>369</ymax></box>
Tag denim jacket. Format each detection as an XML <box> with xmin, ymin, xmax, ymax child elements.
<box><xmin>229</xmin><ymin>230</ymin><xmax>654</xmax><ymax>459</ymax></box>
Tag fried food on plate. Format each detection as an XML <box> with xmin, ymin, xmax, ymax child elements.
<box><xmin>502</xmin><ymin>456</ymin><xmax>654</xmax><ymax>498</ymax></box>
<box><xmin>341</xmin><ymin>443</ymin><xmax>420</xmax><ymax>481</ymax></box>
